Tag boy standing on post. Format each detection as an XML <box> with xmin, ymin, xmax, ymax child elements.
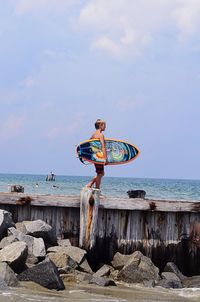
<box><xmin>86</xmin><ymin>119</ymin><xmax>108</xmax><ymax>189</ymax></box>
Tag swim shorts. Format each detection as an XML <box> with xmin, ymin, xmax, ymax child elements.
<box><xmin>95</xmin><ymin>164</ymin><xmax>104</xmax><ymax>175</ymax></box>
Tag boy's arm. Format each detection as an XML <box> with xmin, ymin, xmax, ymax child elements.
<box><xmin>100</xmin><ymin>134</ymin><xmax>108</xmax><ymax>163</ymax></box>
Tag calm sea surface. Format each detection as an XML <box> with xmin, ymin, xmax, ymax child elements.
<box><xmin>0</xmin><ymin>173</ymin><xmax>200</xmax><ymax>200</ymax></box>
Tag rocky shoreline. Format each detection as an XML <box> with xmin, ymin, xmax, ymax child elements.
<box><xmin>0</xmin><ymin>209</ymin><xmax>199</xmax><ymax>292</ymax></box>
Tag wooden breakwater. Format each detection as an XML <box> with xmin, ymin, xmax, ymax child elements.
<box><xmin>0</xmin><ymin>190</ymin><xmax>199</xmax><ymax>275</ymax></box>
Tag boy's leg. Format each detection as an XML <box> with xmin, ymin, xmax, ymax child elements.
<box><xmin>95</xmin><ymin>173</ymin><xmax>103</xmax><ymax>189</ymax></box>
<box><xmin>86</xmin><ymin>164</ymin><xmax>104</xmax><ymax>189</ymax></box>
<box><xmin>86</xmin><ymin>176</ymin><xmax>96</xmax><ymax>188</ymax></box>
<box><xmin>94</xmin><ymin>164</ymin><xmax>104</xmax><ymax>189</ymax></box>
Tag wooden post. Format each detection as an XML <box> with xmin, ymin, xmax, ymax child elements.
<box><xmin>79</xmin><ymin>188</ymin><xmax>100</xmax><ymax>250</ymax></box>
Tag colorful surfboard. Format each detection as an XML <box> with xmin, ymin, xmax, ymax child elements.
<box><xmin>77</xmin><ymin>138</ymin><xmax>140</xmax><ymax>165</ymax></box>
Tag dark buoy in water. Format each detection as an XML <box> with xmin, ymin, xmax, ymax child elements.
<box><xmin>127</xmin><ymin>190</ymin><xmax>146</xmax><ymax>199</ymax></box>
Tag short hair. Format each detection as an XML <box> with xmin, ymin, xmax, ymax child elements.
<box><xmin>95</xmin><ymin>119</ymin><xmax>105</xmax><ymax>129</ymax></box>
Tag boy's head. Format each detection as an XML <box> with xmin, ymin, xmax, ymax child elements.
<box><xmin>95</xmin><ymin>119</ymin><xmax>106</xmax><ymax>130</ymax></box>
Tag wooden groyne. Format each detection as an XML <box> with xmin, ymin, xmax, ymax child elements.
<box><xmin>0</xmin><ymin>190</ymin><xmax>199</xmax><ymax>275</ymax></box>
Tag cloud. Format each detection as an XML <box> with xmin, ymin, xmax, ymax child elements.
<box><xmin>0</xmin><ymin>115</ymin><xmax>25</xmax><ymax>140</ymax></box>
<box><xmin>78</xmin><ymin>0</ymin><xmax>200</xmax><ymax>58</ymax></box>
<box><xmin>78</xmin><ymin>0</ymin><xmax>171</xmax><ymax>57</ymax></box>
<box><xmin>172</xmin><ymin>0</ymin><xmax>200</xmax><ymax>40</ymax></box>
<box><xmin>12</xmin><ymin>0</ymin><xmax>200</xmax><ymax>59</ymax></box>
<box><xmin>15</xmin><ymin>0</ymin><xmax>78</xmax><ymax>15</ymax></box>
<box><xmin>91</xmin><ymin>36</ymin><xmax>122</xmax><ymax>56</ymax></box>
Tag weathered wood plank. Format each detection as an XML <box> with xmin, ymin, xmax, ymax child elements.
<box><xmin>100</xmin><ymin>197</ymin><xmax>200</xmax><ymax>212</ymax></box>
<box><xmin>0</xmin><ymin>193</ymin><xmax>80</xmax><ymax>207</ymax></box>
<box><xmin>0</xmin><ymin>192</ymin><xmax>200</xmax><ymax>212</ymax></box>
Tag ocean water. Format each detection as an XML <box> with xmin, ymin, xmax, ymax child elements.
<box><xmin>0</xmin><ymin>173</ymin><xmax>200</xmax><ymax>201</ymax></box>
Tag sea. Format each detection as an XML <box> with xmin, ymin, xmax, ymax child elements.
<box><xmin>0</xmin><ymin>173</ymin><xmax>200</xmax><ymax>201</ymax></box>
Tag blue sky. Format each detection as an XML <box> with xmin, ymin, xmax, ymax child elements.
<box><xmin>0</xmin><ymin>0</ymin><xmax>200</xmax><ymax>179</ymax></box>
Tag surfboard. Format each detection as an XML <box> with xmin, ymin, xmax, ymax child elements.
<box><xmin>77</xmin><ymin>138</ymin><xmax>140</xmax><ymax>165</ymax></box>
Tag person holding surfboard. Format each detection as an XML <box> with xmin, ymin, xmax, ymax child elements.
<box><xmin>86</xmin><ymin>119</ymin><xmax>108</xmax><ymax>189</ymax></box>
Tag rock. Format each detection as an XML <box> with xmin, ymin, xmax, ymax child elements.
<box><xmin>117</xmin><ymin>251</ymin><xmax>160</xmax><ymax>283</ymax></box>
<box><xmin>0</xmin><ymin>262</ymin><xmax>19</xmax><ymax>287</ymax></box>
<box><xmin>58</xmin><ymin>266</ymin><xmax>75</xmax><ymax>274</ymax></box>
<box><xmin>157</xmin><ymin>272</ymin><xmax>182</xmax><ymax>289</ymax></box>
<box><xmin>0</xmin><ymin>235</ymin><xmax>18</xmax><ymax>249</ymax></box>
<box><xmin>0</xmin><ymin>210</ymin><xmax>15</xmax><ymax>240</ymax></box>
<box><xmin>79</xmin><ymin>258</ymin><xmax>93</xmax><ymax>274</ymax></box>
<box><xmin>16</xmin><ymin>220</ymin><xmax>57</xmax><ymax>245</ymax></box>
<box><xmin>143</xmin><ymin>280</ymin><xmax>157</xmax><ymax>287</ymax></box>
<box><xmin>47</xmin><ymin>246</ymin><xmax>87</xmax><ymax>265</ymax></box>
<box><xmin>57</xmin><ymin>239</ymin><xmax>71</xmax><ymax>247</ymax></box>
<box><xmin>61</xmin><ymin>271</ymin><xmax>93</xmax><ymax>285</ymax></box>
<box><xmin>26</xmin><ymin>255</ymin><xmax>39</xmax><ymax>266</ymax></box>
<box><xmin>182</xmin><ymin>276</ymin><xmax>200</xmax><ymax>288</ymax></box>
<box><xmin>111</xmin><ymin>252</ymin><xmax>132</xmax><ymax>270</ymax></box>
<box><xmin>163</xmin><ymin>262</ymin><xmax>186</xmax><ymax>280</ymax></box>
<box><xmin>89</xmin><ymin>276</ymin><xmax>116</xmax><ymax>287</ymax></box>
<box><xmin>110</xmin><ymin>269</ymin><xmax>120</xmax><ymax>281</ymax></box>
<box><xmin>48</xmin><ymin>252</ymin><xmax>77</xmax><ymax>269</ymax></box>
<box><xmin>47</xmin><ymin>246</ymin><xmax>92</xmax><ymax>274</ymax></box>
<box><xmin>60</xmin><ymin>273</ymin><xmax>76</xmax><ymax>283</ymax></box>
<box><xmin>0</xmin><ymin>241</ymin><xmax>28</xmax><ymax>273</ymax></box>
<box><xmin>18</xmin><ymin>257</ymin><xmax>65</xmax><ymax>290</ymax></box>
<box><xmin>0</xmin><ymin>280</ymin><xmax>8</xmax><ymax>290</ymax></box>
<box><xmin>15</xmin><ymin>222</ymin><xmax>27</xmax><ymax>233</ymax></box>
<box><xmin>93</xmin><ymin>264</ymin><xmax>111</xmax><ymax>278</ymax></box>
<box><xmin>74</xmin><ymin>271</ymin><xmax>93</xmax><ymax>284</ymax></box>
<box><xmin>8</xmin><ymin>227</ymin><xmax>46</xmax><ymax>258</ymax></box>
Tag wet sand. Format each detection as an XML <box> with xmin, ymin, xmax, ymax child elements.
<box><xmin>0</xmin><ymin>281</ymin><xmax>199</xmax><ymax>302</ymax></box>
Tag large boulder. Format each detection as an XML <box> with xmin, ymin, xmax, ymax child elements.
<box><xmin>47</xmin><ymin>246</ymin><xmax>86</xmax><ymax>264</ymax></box>
<box><xmin>0</xmin><ymin>262</ymin><xmax>19</xmax><ymax>287</ymax></box>
<box><xmin>0</xmin><ymin>241</ymin><xmax>28</xmax><ymax>273</ymax></box>
<box><xmin>93</xmin><ymin>264</ymin><xmax>111</xmax><ymax>278</ymax></box>
<box><xmin>111</xmin><ymin>252</ymin><xmax>132</xmax><ymax>270</ymax></box>
<box><xmin>157</xmin><ymin>272</ymin><xmax>182</xmax><ymax>289</ymax></box>
<box><xmin>57</xmin><ymin>239</ymin><xmax>71</xmax><ymax>247</ymax></box>
<box><xmin>47</xmin><ymin>246</ymin><xmax>92</xmax><ymax>273</ymax></box>
<box><xmin>163</xmin><ymin>262</ymin><xmax>186</xmax><ymax>281</ymax></box>
<box><xmin>117</xmin><ymin>251</ymin><xmax>160</xmax><ymax>283</ymax></box>
<box><xmin>8</xmin><ymin>227</ymin><xmax>46</xmax><ymax>258</ymax></box>
<box><xmin>0</xmin><ymin>235</ymin><xmax>18</xmax><ymax>249</ymax></box>
<box><xmin>16</xmin><ymin>220</ymin><xmax>57</xmax><ymax>245</ymax></box>
<box><xmin>48</xmin><ymin>252</ymin><xmax>77</xmax><ymax>269</ymax></box>
<box><xmin>18</xmin><ymin>257</ymin><xmax>65</xmax><ymax>290</ymax></box>
<box><xmin>0</xmin><ymin>210</ymin><xmax>15</xmax><ymax>240</ymax></box>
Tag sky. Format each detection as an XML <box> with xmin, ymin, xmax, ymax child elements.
<box><xmin>0</xmin><ymin>0</ymin><xmax>200</xmax><ymax>179</ymax></box>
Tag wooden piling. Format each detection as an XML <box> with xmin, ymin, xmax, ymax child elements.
<box><xmin>79</xmin><ymin>188</ymin><xmax>100</xmax><ymax>250</ymax></box>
